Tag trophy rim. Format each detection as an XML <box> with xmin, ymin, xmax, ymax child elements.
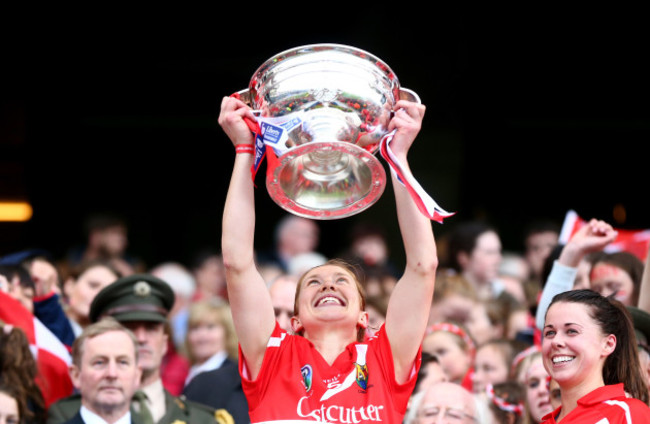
<box><xmin>248</xmin><ymin>43</ymin><xmax>401</xmax><ymax>97</ymax></box>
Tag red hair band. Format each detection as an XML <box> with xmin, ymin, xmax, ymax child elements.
<box><xmin>486</xmin><ymin>384</ymin><xmax>524</xmax><ymax>416</ymax></box>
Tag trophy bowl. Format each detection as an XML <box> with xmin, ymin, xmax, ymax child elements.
<box><xmin>237</xmin><ymin>43</ymin><xmax>420</xmax><ymax>220</ymax></box>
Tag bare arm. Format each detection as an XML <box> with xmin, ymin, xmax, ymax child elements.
<box><xmin>383</xmin><ymin>101</ymin><xmax>438</xmax><ymax>384</ymax></box>
<box><xmin>219</xmin><ymin>96</ymin><xmax>276</xmax><ymax>379</ymax></box>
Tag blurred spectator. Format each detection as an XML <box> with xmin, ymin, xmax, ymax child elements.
<box><xmin>183</xmin><ymin>299</ymin><xmax>238</xmax><ymax>388</ymax></box>
<box><xmin>465</xmin><ymin>295</ymin><xmax>514</xmax><ymax>346</ymax></box>
<box><xmin>445</xmin><ymin>221</ymin><xmax>503</xmax><ymax>301</ymax></box>
<box><xmin>23</xmin><ymin>254</ymin><xmax>61</xmax><ymax>299</ymax></box>
<box><xmin>256</xmin><ymin>214</ymin><xmax>320</xmax><ymax>273</ymax></box>
<box><xmin>1</xmin><ymin>251</ymin><xmax>76</xmax><ymax>346</ymax></box>
<box><xmin>0</xmin><ymin>383</ymin><xmax>23</xmax><ymax>424</ymax></box>
<box><xmin>423</xmin><ymin>322</ymin><xmax>475</xmax><ymax>391</ymax></box>
<box><xmin>0</xmin><ymin>264</ymin><xmax>34</xmax><ymax>313</ymax></box>
<box><xmin>514</xmin><ymin>349</ymin><xmax>552</xmax><ymax>424</ymax></box>
<box><xmin>62</xmin><ymin>260</ymin><xmax>121</xmax><ymax>337</ymax></box>
<box><xmin>428</xmin><ymin>273</ymin><xmax>477</xmax><ymax>326</ymax></box>
<box><xmin>0</xmin><ymin>324</ymin><xmax>46</xmax><ymax>424</ymax></box>
<box><xmin>267</xmin><ymin>274</ymin><xmax>298</xmax><ymax>333</ymax></box>
<box><xmin>484</xmin><ymin>381</ymin><xmax>526</xmax><ymax>424</ymax></box>
<box><xmin>360</xmin><ymin>263</ymin><xmax>398</xmax><ymax>301</ymax></box>
<box><xmin>523</xmin><ymin>220</ymin><xmax>560</xmax><ymax>285</ymax></box>
<box><xmin>189</xmin><ymin>249</ymin><xmax>227</xmax><ymax>302</ymax></box>
<box><xmin>404</xmin><ymin>381</ymin><xmax>478</xmax><ymax>424</ymax></box>
<box><xmin>182</xmin><ymin>300</ymin><xmax>248</xmax><ymax>423</ymax></box>
<box><xmin>412</xmin><ymin>352</ymin><xmax>448</xmax><ymax>397</ymax></box>
<box><xmin>63</xmin><ymin>212</ymin><xmax>145</xmax><ymax>278</ymax></box>
<box><xmin>364</xmin><ymin>295</ymin><xmax>387</xmax><ymax>338</ymax></box>
<box><xmin>589</xmin><ymin>250</ymin><xmax>644</xmax><ymax>306</ymax></box>
<box><xmin>472</xmin><ymin>339</ymin><xmax>528</xmax><ymax>394</ymax></box>
<box><xmin>497</xmin><ymin>252</ymin><xmax>530</xmax><ymax>306</ymax></box>
<box><xmin>286</xmin><ymin>252</ymin><xmax>327</xmax><ymax>277</ymax></box>
<box><xmin>150</xmin><ymin>262</ymin><xmax>196</xmax><ymax>349</ymax></box>
<box><xmin>341</xmin><ymin>222</ymin><xmax>400</xmax><ymax>277</ymax></box>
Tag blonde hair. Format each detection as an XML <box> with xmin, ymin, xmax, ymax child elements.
<box><xmin>186</xmin><ymin>299</ymin><xmax>238</xmax><ymax>362</ymax></box>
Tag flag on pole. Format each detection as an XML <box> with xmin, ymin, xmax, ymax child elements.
<box><xmin>559</xmin><ymin>210</ymin><xmax>650</xmax><ymax>262</ymax></box>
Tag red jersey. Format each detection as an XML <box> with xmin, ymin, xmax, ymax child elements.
<box><xmin>239</xmin><ymin>323</ymin><xmax>420</xmax><ymax>423</ymax></box>
<box><xmin>541</xmin><ymin>384</ymin><xmax>650</xmax><ymax>424</ymax></box>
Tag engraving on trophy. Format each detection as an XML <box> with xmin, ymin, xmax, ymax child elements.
<box><xmin>310</xmin><ymin>87</ymin><xmax>341</xmax><ymax>103</ymax></box>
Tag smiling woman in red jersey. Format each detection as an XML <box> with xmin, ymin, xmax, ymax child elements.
<box><xmin>219</xmin><ymin>96</ymin><xmax>438</xmax><ymax>423</ymax></box>
<box><xmin>541</xmin><ymin>290</ymin><xmax>650</xmax><ymax>423</ymax></box>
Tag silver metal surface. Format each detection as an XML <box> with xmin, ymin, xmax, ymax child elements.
<box><xmin>239</xmin><ymin>43</ymin><xmax>419</xmax><ymax>219</ymax></box>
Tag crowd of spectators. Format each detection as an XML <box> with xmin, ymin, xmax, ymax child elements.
<box><xmin>1</xmin><ymin>209</ymin><xmax>649</xmax><ymax>423</ymax></box>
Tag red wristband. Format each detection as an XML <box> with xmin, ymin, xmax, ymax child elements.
<box><xmin>235</xmin><ymin>144</ymin><xmax>255</xmax><ymax>154</ymax></box>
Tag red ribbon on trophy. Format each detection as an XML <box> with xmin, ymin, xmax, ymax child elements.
<box><xmin>233</xmin><ymin>98</ymin><xmax>454</xmax><ymax>223</ymax></box>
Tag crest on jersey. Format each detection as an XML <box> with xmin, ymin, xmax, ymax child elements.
<box><xmin>301</xmin><ymin>364</ymin><xmax>313</xmax><ymax>392</ymax></box>
<box><xmin>355</xmin><ymin>363</ymin><xmax>368</xmax><ymax>391</ymax></box>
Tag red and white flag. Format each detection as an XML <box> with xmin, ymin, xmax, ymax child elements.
<box><xmin>0</xmin><ymin>291</ymin><xmax>74</xmax><ymax>407</ymax></box>
<box><xmin>559</xmin><ymin>210</ymin><xmax>650</xmax><ymax>262</ymax></box>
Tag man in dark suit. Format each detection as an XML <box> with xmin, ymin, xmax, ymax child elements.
<box><xmin>182</xmin><ymin>358</ymin><xmax>248</xmax><ymax>424</ymax></box>
<box><xmin>49</xmin><ymin>274</ymin><xmax>229</xmax><ymax>424</ymax></box>
<box><xmin>63</xmin><ymin>318</ymin><xmax>142</xmax><ymax>424</ymax></box>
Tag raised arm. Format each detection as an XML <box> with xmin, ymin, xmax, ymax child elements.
<box><xmin>219</xmin><ymin>96</ymin><xmax>276</xmax><ymax>379</ymax></box>
<box><xmin>534</xmin><ymin>219</ymin><xmax>617</xmax><ymax>329</ymax></box>
<box><xmin>382</xmin><ymin>101</ymin><xmax>439</xmax><ymax>384</ymax></box>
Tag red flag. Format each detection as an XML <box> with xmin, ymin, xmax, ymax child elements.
<box><xmin>0</xmin><ymin>291</ymin><xmax>74</xmax><ymax>407</ymax></box>
<box><xmin>559</xmin><ymin>210</ymin><xmax>650</xmax><ymax>262</ymax></box>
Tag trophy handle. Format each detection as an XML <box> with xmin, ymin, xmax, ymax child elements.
<box><xmin>399</xmin><ymin>87</ymin><xmax>421</xmax><ymax>104</ymax></box>
<box><xmin>235</xmin><ymin>88</ymin><xmax>252</xmax><ymax>106</ymax></box>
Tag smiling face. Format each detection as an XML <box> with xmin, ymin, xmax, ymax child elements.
<box><xmin>291</xmin><ymin>264</ymin><xmax>367</xmax><ymax>340</ymax></box>
<box><xmin>542</xmin><ymin>302</ymin><xmax>616</xmax><ymax>392</ymax></box>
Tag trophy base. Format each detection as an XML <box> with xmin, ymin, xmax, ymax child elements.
<box><xmin>266</xmin><ymin>142</ymin><xmax>386</xmax><ymax>220</ymax></box>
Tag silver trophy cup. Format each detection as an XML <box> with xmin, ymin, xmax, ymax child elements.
<box><xmin>237</xmin><ymin>43</ymin><xmax>420</xmax><ymax>220</ymax></box>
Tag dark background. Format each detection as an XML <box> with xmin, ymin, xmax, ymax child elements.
<box><xmin>2</xmin><ymin>7</ymin><xmax>648</xmax><ymax>269</ymax></box>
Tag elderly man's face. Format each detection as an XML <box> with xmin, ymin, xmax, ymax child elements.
<box><xmin>70</xmin><ymin>330</ymin><xmax>141</xmax><ymax>416</ymax></box>
<box><xmin>416</xmin><ymin>382</ymin><xmax>477</xmax><ymax>424</ymax></box>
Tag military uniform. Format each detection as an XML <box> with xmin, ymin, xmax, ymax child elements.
<box><xmin>46</xmin><ymin>274</ymin><xmax>235</xmax><ymax>424</ymax></box>
<box><xmin>46</xmin><ymin>392</ymin><xmax>231</xmax><ymax>424</ymax></box>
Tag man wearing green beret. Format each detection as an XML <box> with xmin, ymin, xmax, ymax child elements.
<box><xmin>47</xmin><ymin>274</ymin><xmax>235</xmax><ymax>424</ymax></box>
